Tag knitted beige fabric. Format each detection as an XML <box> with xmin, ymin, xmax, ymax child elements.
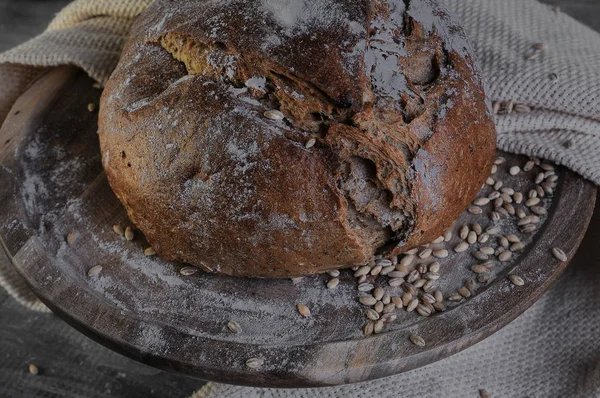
<box><xmin>0</xmin><ymin>0</ymin><xmax>152</xmax><ymax>84</ymax></box>
<box><xmin>453</xmin><ymin>0</ymin><xmax>600</xmax><ymax>184</ymax></box>
<box><xmin>0</xmin><ymin>0</ymin><xmax>599</xmax><ymax>396</ymax></box>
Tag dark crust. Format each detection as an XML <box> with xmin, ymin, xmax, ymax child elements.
<box><xmin>98</xmin><ymin>0</ymin><xmax>496</xmax><ymax>277</ymax></box>
<box><xmin>398</xmin><ymin>53</ymin><xmax>496</xmax><ymax>253</ymax></box>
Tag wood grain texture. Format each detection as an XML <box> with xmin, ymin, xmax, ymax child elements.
<box><xmin>0</xmin><ymin>66</ymin><xmax>596</xmax><ymax>388</ymax></box>
<box><xmin>0</xmin><ymin>269</ymin><xmax>205</xmax><ymax>398</ymax></box>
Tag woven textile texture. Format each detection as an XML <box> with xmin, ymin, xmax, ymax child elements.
<box><xmin>1</xmin><ymin>0</ymin><xmax>600</xmax><ymax>397</ymax></box>
<box><xmin>0</xmin><ymin>0</ymin><xmax>152</xmax><ymax>84</ymax></box>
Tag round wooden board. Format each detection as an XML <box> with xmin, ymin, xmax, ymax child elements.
<box><xmin>0</xmin><ymin>66</ymin><xmax>596</xmax><ymax>388</ymax></box>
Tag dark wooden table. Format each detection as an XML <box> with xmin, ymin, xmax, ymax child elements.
<box><xmin>0</xmin><ymin>0</ymin><xmax>597</xmax><ymax>397</ymax></box>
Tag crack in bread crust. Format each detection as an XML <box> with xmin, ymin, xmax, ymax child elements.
<box><xmin>156</xmin><ymin>11</ymin><xmax>442</xmax><ymax>255</ymax></box>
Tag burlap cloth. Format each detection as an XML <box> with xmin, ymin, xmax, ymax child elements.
<box><xmin>1</xmin><ymin>0</ymin><xmax>600</xmax><ymax>396</ymax></box>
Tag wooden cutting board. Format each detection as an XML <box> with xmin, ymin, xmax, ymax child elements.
<box><xmin>0</xmin><ymin>66</ymin><xmax>595</xmax><ymax>388</ymax></box>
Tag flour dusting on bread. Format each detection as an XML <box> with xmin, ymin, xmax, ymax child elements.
<box><xmin>98</xmin><ymin>0</ymin><xmax>496</xmax><ymax>277</ymax></box>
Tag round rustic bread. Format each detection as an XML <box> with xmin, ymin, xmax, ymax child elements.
<box><xmin>98</xmin><ymin>0</ymin><xmax>496</xmax><ymax>278</ymax></box>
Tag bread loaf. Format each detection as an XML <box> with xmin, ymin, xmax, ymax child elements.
<box><xmin>98</xmin><ymin>0</ymin><xmax>496</xmax><ymax>278</ymax></box>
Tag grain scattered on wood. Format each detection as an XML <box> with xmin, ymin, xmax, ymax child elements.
<box><xmin>498</xmin><ymin>251</ymin><xmax>513</xmax><ymax>262</ymax></box>
<box><xmin>376</xmin><ymin>258</ymin><xmax>393</xmax><ymax>267</ymax></box>
<box><xmin>406</xmin><ymin>299</ymin><xmax>419</xmax><ymax>312</ymax></box>
<box><xmin>363</xmin><ymin>322</ymin><xmax>374</xmax><ymax>336</ymax></box>
<box><xmin>366</xmin><ymin>309</ymin><xmax>380</xmax><ymax>321</ymax></box>
<box><xmin>454</xmin><ymin>241</ymin><xmax>469</xmax><ymax>253</ymax></box>
<box><xmin>28</xmin><ymin>364</ymin><xmax>39</xmax><ymax>375</ymax></box>
<box><xmin>358</xmin><ymin>283</ymin><xmax>374</xmax><ymax>292</ymax></box>
<box><xmin>468</xmin><ymin>206</ymin><xmax>483</xmax><ymax>215</ymax></box>
<box><xmin>471</xmin><ymin>265</ymin><xmax>490</xmax><ymax>274</ymax></box>
<box><xmin>380</xmin><ymin>265</ymin><xmax>395</xmax><ymax>276</ymax></box>
<box><xmin>460</xmin><ymin>225</ymin><xmax>469</xmax><ymax>240</ymax></box>
<box><xmin>480</xmin><ymin>247</ymin><xmax>495</xmax><ymax>255</ymax></box>
<box><xmin>525</xmin><ymin>197</ymin><xmax>541</xmax><ymax>207</ymax></box>
<box><xmin>66</xmin><ymin>231</ymin><xmax>77</xmax><ymax>245</ymax></box>
<box><xmin>420</xmin><ymin>293</ymin><xmax>436</xmax><ymax>305</ymax></box>
<box><xmin>472</xmin><ymin>251</ymin><xmax>489</xmax><ymax>261</ymax></box>
<box><xmin>509</xmin><ymin>274</ymin><xmax>525</xmax><ymax>286</ymax></box>
<box><xmin>467</xmin><ymin>231</ymin><xmax>477</xmax><ymax>244</ymax></box>
<box><xmin>416</xmin><ymin>304</ymin><xmax>431</xmax><ymax>317</ymax></box>
<box><xmin>374</xmin><ymin>320</ymin><xmax>384</xmax><ymax>334</ymax></box>
<box><xmin>505</xmin><ymin>234</ymin><xmax>520</xmax><ymax>243</ymax></box>
<box><xmin>552</xmin><ymin>247</ymin><xmax>567</xmax><ymax>262</ymax></box>
<box><xmin>227</xmin><ymin>320</ymin><xmax>242</xmax><ymax>333</ymax></box>
<box><xmin>423</xmin><ymin>280</ymin><xmax>437</xmax><ymax>292</ymax></box>
<box><xmin>354</xmin><ymin>265</ymin><xmax>371</xmax><ymax>277</ymax></box>
<box><xmin>125</xmin><ymin>226</ymin><xmax>134</xmax><ymax>241</ymax></box>
<box><xmin>432</xmin><ymin>249</ymin><xmax>448</xmax><ymax>259</ymax></box>
<box><xmin>432</xmin><ymin>235</ymin><xmax>445</xmax><ymax>244</ymax></box>
<box><xmin>180</xmin><ymin>266</ymin><xmax>199</xmax><ymax>276</ymax></box>
<box><xmin>443</xmin><ymin>230</ymin><xmax>453</xmax><ymax>242</ymax></box>
<box><xmin>522</xmin><ymin>224</ymin><xmax>536</xmax><ymax>233</ymax></box>
<box><xmin>297</xmin><ymin>303</ymin><xmax>311</xmax><ymax>318</ymax></box>
<box><xmin>388</xmin><ymin>278</ymin><xmax>405</xmax><ymax>287</ymax></box>
<box><xmin>486</xmin><ymin>226</ymin><xmax>501</xmax><ymax>235</ymax></box>
<box><xmin>418</xmin><ymin>248</ymin><xmax>433</xmax><ymax>259</ymax></box>
<box><xmin>413</xmin><ymin>279</ymin><xmax>427</xmax><ymax>288</ymax></box>
<box><xmin>87</xmin><ymin>265</ymin><xmax>103</xmax><ymax>277</ymax></box>
<box><xmin>382</xmin><ymin>313</ymin><xmax>397</xmax><ymax>323</ymax></box>
<box><xmin>488</xmin><ymin>191</ymin><xmax>500</xmax><ymax>200</ymax></box>
<box><xmin>513</xmin><ymin>192</ymin><xmax>523</xmax><ymax>204</ymax></box>
<box><xmin>383</xmin><ymin>303</ymin><xmax>396</xmax><ymax>314</ymax></box>
<box><xmin>510</xmin><ymin>242</ymin><xmax>525</xmax><ymax>252</ymax></box>
<box><xmin>246</xmin><ymin>358</ymin><xmax>264</xmax><ymax>368</ymax></box>
<box><xmin>399</xmin><ymin>254</ymin><xmax>414</xmax><ymax>267</ymax></box>
<box><xmin>370</xmin><ymin>264</ymin><xmax>383</xmax><ymax>276</ymax></box>
<box><xmin>410</xmin><ymin>334</ymin><xmax>426</xmax><ymax>347</ymax></box>
<box><xmin>392</xmin><ymin>296</ymin><xmax>403</xmax><ymax>309</ymax></box>
<box><xmin>359</xmin><ymin>296</ymin><xmax>377</xmax><ymax>306</ymax></box>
